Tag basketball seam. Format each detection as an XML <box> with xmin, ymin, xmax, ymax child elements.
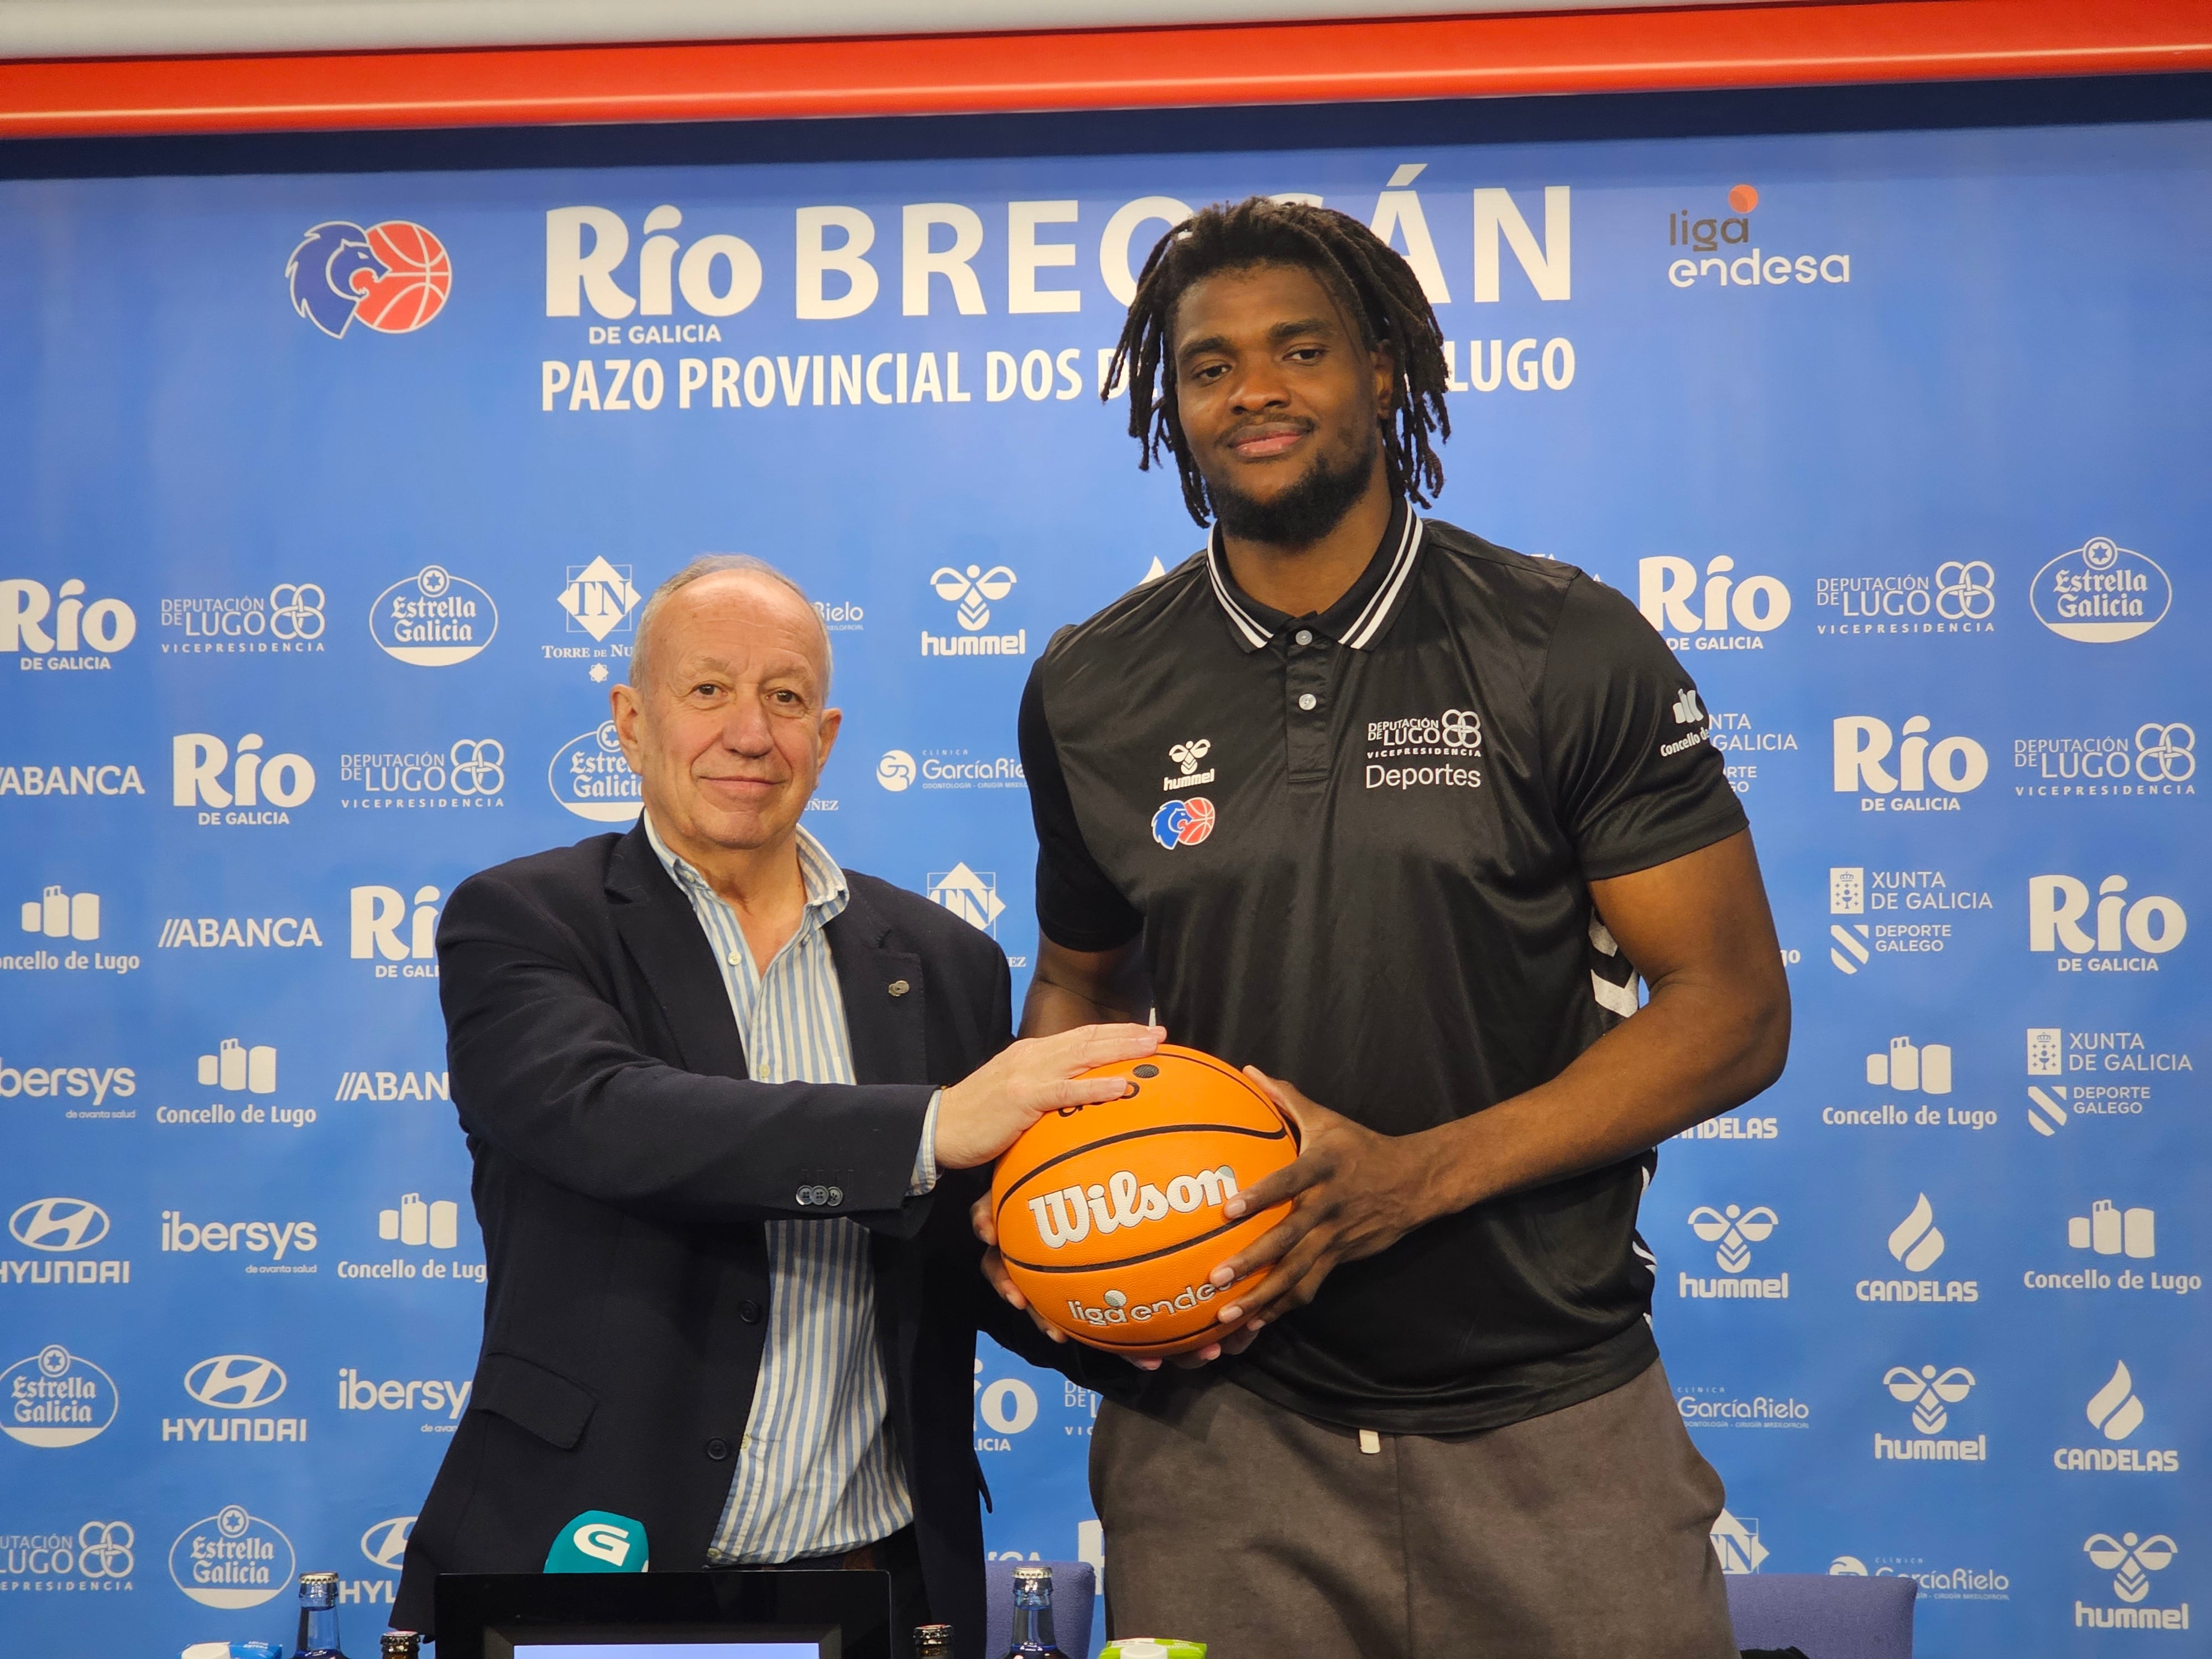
<box><xmin>1000</xmin><ymin>1208</ymin><xmax>1269</xmax><ymax>1275</ymax></box>
<box><xmin>993</xmin><ymin>1120</ymin><xmax>1290</xmax><ymax>1228</ymax></box>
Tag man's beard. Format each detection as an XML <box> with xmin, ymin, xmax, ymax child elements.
<box><xmin>1207</xmin><ymin>422</ymin><xmax>1381</xmax><ymax>549</ymax></box>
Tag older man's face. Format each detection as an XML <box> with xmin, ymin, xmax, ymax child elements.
<box><xmin>611</xmin><ymin>573</ymin><xmax>838</xmax><ymax>857</ymax></box>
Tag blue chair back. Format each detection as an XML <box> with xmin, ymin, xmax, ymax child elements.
<box><xmin>1726</xmin><ymin>1572</ymin><xmax>1915</xmax><ymax>1658</ymax></box>
<box><xmin>983</xmin><ymin>1559</ymin><xmax>1097</xmax><ymax>1657</ymax></box>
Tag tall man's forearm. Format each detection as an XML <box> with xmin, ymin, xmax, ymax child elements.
<box><xmin>1020</xmin><ymin>938</ymin><xmax>1152</xmax><ymax>1037</ymax></box>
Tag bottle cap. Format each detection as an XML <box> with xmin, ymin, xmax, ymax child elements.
<box><xmin>298</xmin><ymin>1572</ymin><xmax>338</xmax><ymax>1608</ymax></box>
<box><xmin>382</xmin><ymin>1634</ymin><xmax>424</xmax><ymax>1658</ymax></box>
<box><xmin>1011</xmin><ymin>1564</ymin><xmax>1051</xmax><ymax>1580</ymax></box>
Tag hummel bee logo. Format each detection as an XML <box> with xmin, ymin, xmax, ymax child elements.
<box><xmin>1164</xmin><ymin>738</ymin><xmax>1215</xmax><ymax>793</ymax></box>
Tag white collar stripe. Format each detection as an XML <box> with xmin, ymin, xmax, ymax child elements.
<box><xmin>1204</xmin><ymin>531</ymin><xmax>1273</xmax><ymax>648</ymax></box>
<box><xmin>1343</xmin><ymin>513</ymin><xmax>1425</xmax><ymax>650</ymax></box>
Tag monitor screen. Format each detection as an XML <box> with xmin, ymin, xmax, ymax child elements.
<box><xmin>488</xmin><ymin>1629</ymin><xmax>833</xmax><ymax>1659</ymax></box>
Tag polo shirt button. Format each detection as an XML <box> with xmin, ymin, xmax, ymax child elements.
<box><xmin>739</xmin><ymin>1300</ymin><xmax>763</xmax><ymax>1323</ymax></box>
<box><xmin>707</xmin><ymin>1437</ymin><xmax>731</xmax><ymax>1460</ymax></box>
<box><xmin>1294</xmin><ymin>629</ymin><xmax>1313</xmax><ymax>646</ymax></box>
<box><xmin>1298</xmin><ymin>693</ymin><xmax>1318</xmax><ymax>712</ymax></box>
<box><xmin>726</xmin><ymin>949</ymin><xmax>743</xmax><ymax>966</ymax></box>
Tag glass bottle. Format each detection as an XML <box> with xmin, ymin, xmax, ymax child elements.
<box><xmin>296</xmin><ymin>1572</ymin><xmax>346</xmax><ymax>1659</ymax></box>
<box><xmin>915</xmin><ymin>1623</ymin><xmax>956</xmax><ymax>1658</ymax></box>
<box><xmin>1004</xmin><ymin>1566</ymin><xmax>1070</xmax><ymax>1658</ymax></box>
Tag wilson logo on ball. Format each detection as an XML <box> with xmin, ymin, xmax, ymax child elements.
<box><xmin>990</xmin><ymin>1045</ymin><xmax>1297</xmax><ymax>1359</ymax></box>
<box><xmin>288</xmin><ymin>220</ymin><xmax>453</xmax><ymax>338</ymax></box>
<box><xmin>1026</xmin><ymin>1163</ymin><xmax>1243</xmax><ymax>1248</ymax></box>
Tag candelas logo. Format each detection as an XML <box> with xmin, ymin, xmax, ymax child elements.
<box><xmin>1857</xmin><ymin>1193</ymin><xmax>1977</xmax><ymax>1303</ymax></box>
<box><xmin>2</xmin><ymin>578</ymin><xmax>137</xmax><ymax>668</ymax></box>
<box><xmin>1833</xmin><ymin>717</ymin><xmax>1987</xmax><ymax>809</ymax></box>
<box><xmin>2033</xmin><ymin>538</ymin><xmax>2171</xmax><ymax>643</ymax></box>
<box><xmin>371</xmin><ymin>566</ymin><xmax>498</xmax><ymax>666</ymax></box>
<box><xmin>1638</xmin><ymin>557</ymin><xmax>1791</xmax><ymax>650</ymax></box>
<box><xmin>288</xmin><ymin>221</ymin><xmax>451</xmax><ymax>337</ymax></box>
<box><xmin>2029</xmin><ymin>875</ymin><xmax>2185</xmax><ymax>971</ymax></box>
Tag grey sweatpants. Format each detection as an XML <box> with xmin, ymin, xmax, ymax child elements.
<box><xmin>1092</xmin><ymin>1359</ymin><xmax>1737</xmax><ymax>1659</ymax></box>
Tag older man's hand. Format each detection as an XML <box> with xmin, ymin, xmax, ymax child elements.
<box><xmin>933</xmin><ymin>1024</ymin><xmax>1164</xmax><ymax>1170</ymax></box>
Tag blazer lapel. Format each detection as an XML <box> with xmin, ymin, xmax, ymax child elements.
<box><xmin>827</xmin><ymin>881</ymin><xmax>927</xmax><ymax>1087</ymax></box>
<box><xmin>606</xmin><ymin>824</ymin><xmax>751</xmax><ymax>1082</ymax></box>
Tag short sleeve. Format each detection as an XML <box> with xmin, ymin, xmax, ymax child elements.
<box><xmin>1020</xmin><ymin>663</ymin><xmax>1144</xmax><ymax>952</ymax></box>
<box><xmin>1539</xmin><ymin>574</ymin><xmax>1749</xmax><ymax>881</ymax></box>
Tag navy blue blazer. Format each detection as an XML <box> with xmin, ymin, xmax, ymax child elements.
<box><xmin>393</xmin><ymin>825</ymin><xmax>1054</xmax><ymax>1656</ymax></box>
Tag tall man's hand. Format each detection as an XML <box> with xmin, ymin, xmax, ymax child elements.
<box><xmin>1200</xmin><ymin>1070</ymin><xmax>1438</xmax><ymax>1333</ymax></box>
<box><xmin>933</xmin><ymin>1023</ymin><xmax>1163</xmax><ymax>1170</ymax></box>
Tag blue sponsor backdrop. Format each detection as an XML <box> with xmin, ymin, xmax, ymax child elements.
<box><xmin>2</xmin><ymin>97</ymin><xmax>2208</xmax><ymax>1656</ymax></box>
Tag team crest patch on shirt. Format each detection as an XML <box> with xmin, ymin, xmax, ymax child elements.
<box><xmin>1151</xmin><ymin>797</ymin><xmax>1217</xmax><ymax>849</ymax></box>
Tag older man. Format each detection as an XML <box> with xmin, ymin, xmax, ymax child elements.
<box><xmin>393</xmin><ymin>556</ymin><xmax>1157</xmax><ymax>1657</ymax></box>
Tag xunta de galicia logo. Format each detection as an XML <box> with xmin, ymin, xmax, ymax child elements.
<box><xmin>288</xmin><ymin>221</ymin><xmax>452</xmax><ymax>338</ymax></box>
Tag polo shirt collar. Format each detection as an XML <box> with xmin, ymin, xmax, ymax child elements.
<box><xmin>1205</xmin><ymin>496</ymin><xmax>1425</xmax><ymax>653</ymax></box>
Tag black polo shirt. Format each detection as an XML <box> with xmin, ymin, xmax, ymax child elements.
<box><xmin>1018</xmin><ymin>499</ymin><xmax>1748</xmax><ymax>1433</ymax></box>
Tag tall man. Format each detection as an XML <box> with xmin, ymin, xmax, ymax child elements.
<box><xmin>996</xmin><ymin>199</ymin><xmax>1791</xmax><ymax>1656</ymax></box>
<box><xmin>394</xmin><ymin>556</ymin><xmax>1159</xmax><ymax>1657</ymax></box>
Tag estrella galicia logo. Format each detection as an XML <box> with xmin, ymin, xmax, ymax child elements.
<box><xmin>370</xmin><ymin>565</ymin><xmax>498</xmax><ymax>666</ymax></box>
<box><xmin>548</xmin><ymin>722</ymin><xmax>641</xmax><ymax>823</ymax></box>
<box><xmin>1150</xmin><ymin>797</ymin><xmax>1217</xmax><ymax>850</ymax></box>
<box><xmin>1</xmin><ymin>1343</ymin><xmax>120</xmax><ymax>1447</ymax></box>
<box><xmin>361</xmin><ymin>1515</ymin><xmax>415</xmax><ymax>1571</ymax></box>
<box><xmin>183</xmin><ymin>1354</ymin><xmax>288</xmax><ymax>1411</ymax></box>
<box><xmin>10</xmin><ymin>1196</ymin><xmax>109</xmax><ymax>1251</ymax></box>
<box><xmin>287</xmin><ymin>221</ymin><xmax>452</xmax><ymax>338</ymax></box>
<box><xmin>2032</xmin><ymin>537</ymin><xmax>2172</xmax><ymax>643</ymax></box>
<box><xmin>169</xmin><ymin>1503</ymin><xmax>296</xmax><ymax>1608</ymax></box>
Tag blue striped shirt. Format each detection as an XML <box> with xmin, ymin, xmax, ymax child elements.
<box><xmin>642</xmin><ymin>812</ymin><xmax>938</xmax><ymax>1564</ymax></box>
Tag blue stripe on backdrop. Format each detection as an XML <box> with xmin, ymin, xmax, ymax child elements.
<box><xmin>1</xmin><ymin>83</ymin><xmax>2206</xmax><ymax>1658</ymax></box>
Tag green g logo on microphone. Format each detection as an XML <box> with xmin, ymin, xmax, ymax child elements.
<box><xmin>544</xmin><ymin>1511</ymin><xmax>649</xmax><ymax>1573</ymax></box>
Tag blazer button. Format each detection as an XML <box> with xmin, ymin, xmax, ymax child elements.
<box><xmin>706</xmin><ymin>1437</ymin><xmax>731</xmax><ymax>1461</ymax></box>
<box><xmin>826</xmin><ymin>1186</ymin><xmax>843</xmax><ymax>1206</ymax></box>
<box><xmin>739</xmin><ymin>1300</ymin><xmax>762</xmax><ymax>1323</ymax></box>
<box><xmin>888</xmin><ymin>979</ymin><xmax>910</xmax><ymax>997</ymax></box>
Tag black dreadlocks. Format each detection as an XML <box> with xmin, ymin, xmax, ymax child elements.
<box><xmin>1105</xmin><ymin>195</ymin><xmax>1451</xmax><ymax>527</ymax></box>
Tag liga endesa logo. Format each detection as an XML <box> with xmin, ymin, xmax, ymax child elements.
<box><xmin>287</xmin><ymin>221</ymin><xmax>451</xmax><ymax>338</ymax></box>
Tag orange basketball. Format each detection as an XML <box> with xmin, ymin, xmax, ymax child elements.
<box><xmin>990</xmin><ymin>1045</ymin><xmax>1300</xmax><ymax>1359</ymax></box>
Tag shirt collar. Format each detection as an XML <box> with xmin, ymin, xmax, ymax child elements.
<box><xmin>1204</xmin><ymin>496</ymin><xmax>1425</xmax><ymax>654</ymax></box>
<box><xmin>641</xmin><ymin>810</ymin><xmax>850</xmax><ymax>926</ymax></box>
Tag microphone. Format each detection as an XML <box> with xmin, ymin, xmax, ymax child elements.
<box><xmin>544</xmin><ymin>1511</ymin><xmax>650</xmax><ymax>1573</ymax></box>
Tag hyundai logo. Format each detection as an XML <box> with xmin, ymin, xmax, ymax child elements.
<box><xmin>360</xmin><ymin>1515</ymin><xmax>415</xmax><ymax>1571</ymax></box>
<box><xmin>9</xmin><ymin>1197</ymin><xmax>109</xmax><ymax>1251</ymax></box>
<box><xmin>184</xmin><ymin>1354</ymin><xmax>288</xmax><ymax>1410</ymax></box>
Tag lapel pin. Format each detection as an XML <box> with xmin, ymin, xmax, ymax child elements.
<box><xmin>888</xmin><ymin>979</ymin><xmax>911</xmax><ymax>997</ymax></box>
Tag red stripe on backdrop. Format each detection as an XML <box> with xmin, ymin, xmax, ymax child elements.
<box><xmin>0</xmin><ymin>0</ymin><xmax>2208</xmax><ymax>138</ymax></box>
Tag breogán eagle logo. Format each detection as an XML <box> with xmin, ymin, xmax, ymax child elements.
<box><xmin>287</xmin><ymin>220</ymin><xmax>452</xmax><ymax>338</ymax></box>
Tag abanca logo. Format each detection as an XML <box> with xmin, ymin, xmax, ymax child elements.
<box><xmin>288</xmin><ymin>221</ymin><xmax>451</xmax><ymax>337</ymax></box>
